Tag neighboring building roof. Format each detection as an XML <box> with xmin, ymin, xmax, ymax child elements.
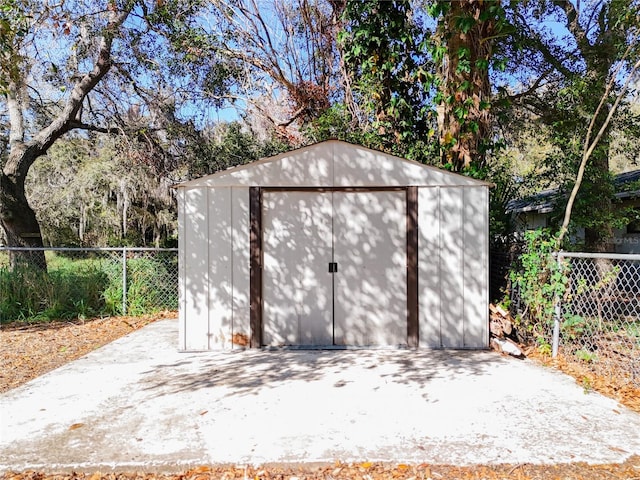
<box><xmin>613</xmin><ymin>169</ymin><xmax>640</xmax><ymax>199</ymax></box>
<box><xmin>506</xmin><ymin>188</ymin><xmax>558</xmax><ymax>214</ymax></box>
<box><xmin>507</xmin><ymin>169</ymin><xmax>640</xmax><ymax>214</ymax></box>
<box><xmin>175</xmin><ymin>139</ymin><xmax>493</xmax><ymax>189</ymax></box>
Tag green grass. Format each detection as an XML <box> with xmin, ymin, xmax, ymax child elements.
<box><xmin>0</xmin><ymin>252</ymin><xmax>177</xmax><ymax>324</ymax></box>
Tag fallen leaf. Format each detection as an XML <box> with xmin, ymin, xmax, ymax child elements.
<box><xmin>191</xmin><ymin>466</ymin><xmax>211</xmax><ymax>473</ymax></box>
<box><xmin>608</xmin><ymin>446</ymin><xmax>629</xmax><ymax>453</ymax></box>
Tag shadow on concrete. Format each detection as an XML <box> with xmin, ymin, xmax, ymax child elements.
<box><xmin>140</xmin><ymin>349</ymin><xmax>505</xmax><ymax>399</ymax></box>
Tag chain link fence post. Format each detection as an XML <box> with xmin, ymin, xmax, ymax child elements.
<box><xmin>122</xmin><ymin>246</ymin><xmax>127</xmax><ymax>315</ymax></box>
<box><xmin>552</xmin><ymin>251</ymin><xmax>562</xmax><ymax>358</ymax></box>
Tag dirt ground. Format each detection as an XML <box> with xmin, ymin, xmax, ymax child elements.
<box><xmin>0</xmin><ymin>313</ymin><xmax>172</xmax><ymax>394</ymax></box>
<box><xmin>1</xmin><ymin>315</ymin><xmax>640</xmax><ymax>479</ymax></box>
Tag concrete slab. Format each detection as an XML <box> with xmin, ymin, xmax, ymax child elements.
<box><xmin>1</xmin><ymin>318</ymin><xmax>639</xmax><ymax>473</ymax></box>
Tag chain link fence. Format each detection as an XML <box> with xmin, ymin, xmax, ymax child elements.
<box><xmin>555</xmin><ymin>252</ymin><xmax>640</xmax><ymax>387</ymax></box>
<box><xmin>0</xmin><ymin>247</ymin><xmax>178</xmax><ymax>324</ymax></box>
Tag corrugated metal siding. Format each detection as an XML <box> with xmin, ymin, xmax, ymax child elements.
<box><xmin>207</xmin><ymin>187</ymin><xmax>233</xmax><ymax>349</ymax></box>
<box><xmin>418</xmin><ymin>187</ymin><xmax>441</xmax><ymax>348</ymax></box>
<box><xmin>462</xmin><ymin>187</ymin><xmax>489</xmax><ymax>347</ymax></box>
<box><xmin>439</xmin><ymin>187</ymin><xmax>465</xmax><ymax>347</ymax></box>
<box><xmin>178</xmin><ymin>188</ymin><xmax>186</xmax><ymax>350</ymax></box>
<box><xmin>418</xmin><ymin>186</ymin><xmax>488</xmax><ymax>349</ymax></box>
<box><xmin>231</xmin><ymin>187</ymin><xmax>251</xmax><ymax>348</ymax></box>
<box><xmin>183</xmin><ymin>187</ymin><xmax>210</xmax><ymax>350</ymax></box>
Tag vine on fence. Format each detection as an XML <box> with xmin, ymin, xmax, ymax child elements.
<box><xmin>509</xmin><ymin>231</ymin><xmax>628</xmax><ymax>360</ymax></box>
<box><xmin>509</xmin><ymin>230</ymin><xmax>567</xmax><ymax>354</ymax></box>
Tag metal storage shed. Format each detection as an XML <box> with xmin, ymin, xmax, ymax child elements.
<box><xmin>176</xmin><ymin>140</ymin><xmax>490</xmax><ymax>351</ymax></box>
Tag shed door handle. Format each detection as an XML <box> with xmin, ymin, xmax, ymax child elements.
<box><xmin>328</xmin><ymin>262</ymin><xmax>338</xmax><ymax>273</ymax></box>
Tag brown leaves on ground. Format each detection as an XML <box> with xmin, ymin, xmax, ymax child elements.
<box><xmin>527</xmin><ymin>349</ymin><xmax>640</xmax><ymax>414</ymax></box>
<box><xmin>0</xmin><ymin>312</ymin><xmax>174</xmax><ymax>393</ymax></box>
<box><xmin>2</xmin><ymin>457</ymin><xmax>640</xmax><ymax>480</ymax></box>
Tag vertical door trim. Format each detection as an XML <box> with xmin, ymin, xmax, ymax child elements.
<box><xmin>407</xmin><ymin>186</ymin><xmax>419</xmax><ymax>348</ymax></box>
<box><xmin>249</xmin><ymin>186</ymin><xmax>262</xmax><ymax>348</ymax></box>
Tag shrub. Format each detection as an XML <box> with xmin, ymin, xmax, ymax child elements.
<box><xmin>0</xmin><ymin>261</ymin><xmax>108</xmax><ymax>323</ymax></box>
<box><xmin>124</xmin><ymin>257</ymin><xmax>176</xmax><ymax>315</ymax></box>
<box><xmin>0</xmin><ymin>252</ymin><xmax>177</xmax><ymax>323</ymax></box>
<box><xmin>509</xmin><ymin>229</ymin><xmax>567</xmax><ymax>351</ymax></box>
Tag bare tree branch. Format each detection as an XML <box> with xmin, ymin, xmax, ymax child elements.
<box><xmin>67</xmin><ymin>121</ymin><xmax>122</xmax><ymax>135</ymax></box>
<box><xmin>3</xmin><ymin>6</ymin><xmax>131</xmax><ymax>180</ymax></box>
<box><xmin>507</xmin><ymin>70</ymin><xmax>554</xmax><ymax>104</ymax></box>
<box><xmin>552</xmin><ymin>0</ymin><xmax>591</xmax><ymax>57</ymax></box>
<box><xmin>557</xmin><ymin>42</ymin><xmax>640</xmax><ymax>245</ymax></box>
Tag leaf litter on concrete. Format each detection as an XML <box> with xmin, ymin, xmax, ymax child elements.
<box><xmin>1</xmin><ymin>315</ymin><xmax>640</xmax><ymax>479</ymax></box>
<box><xmin>2</xmin><ymin>458</ymin><xmax>640</xmax><ymax>480</ymax></box>
<box><xmin>526</xmin><ymin>349</ymin><xmax>640</xmax><ymax>413</ymax></box>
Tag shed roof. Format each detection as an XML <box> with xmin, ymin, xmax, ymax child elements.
<box><xmin>176</xmin><ymin>139</ymin><xmax>491</xmax><ymax>188</ymax></box>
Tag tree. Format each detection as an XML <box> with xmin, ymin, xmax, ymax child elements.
<box><xmin>26</xmin><ymin>135</ymin><xmax>179</xmax><ymax>247</ymax></box>
<box><xmin>186</xmin><ymin>121</ymin><xmax>290</xmax><ymax>178</ymax></box>
<box><xmin>339</xmin><ymin>0</ymin><xmax>436</xmax><ymax>161</ymax></box>
<box><xmin>503</xmin><ymin>0</ymin><xmax>640</xmax><ymax>251</ymax></box>
<box><xmin>557</xmin><ymin>45</ymin><xmax>640</xmax><ymax>246</ymax></box>
<box><xmin>1</xmin><ymin>0</ymin><xmax>133</xmax><ymax>268</ymax></box>
<box><xmin>337</xmin><ymin>0</ymin><xmax>508</xmax><ymax>168</ymax></box>
<box><xmin>207</xmin><ymin>0</ymin><xmax>346</xmax><ymax>141</ymax></box>
<box><xmin>0</xmin><ymin>0</ymin><xmax>231</xmax><ymax>268</ymax></box>
<box><xmin>430</xmin><ymin>0</ymin><xmax>509</xmax><ymax>172</ymax></box>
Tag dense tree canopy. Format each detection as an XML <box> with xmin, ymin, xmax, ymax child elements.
<box><xmin>498</xmin><ymin>0</ymin><xmax>640</xmax><ymax>250</ymax></box>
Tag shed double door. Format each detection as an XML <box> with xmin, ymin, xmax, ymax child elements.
<box><xmin>262</xmin><ymin>190</ymin><xmax>407</xmax><ymax>347</ymax></box>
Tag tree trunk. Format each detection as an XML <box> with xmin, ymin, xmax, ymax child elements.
<box><xmin>0</xmin><ymin>6</ymin><xmax>131</xmax><ymax>269</ymax></box>
<box><xmin>439</xmin><ymin>0</ymin><xmax>495</xmax><ymax>171</ymax></box>
<box><xmin>580</xmin><ymin>72</ymin><xmax>615</xmax><ymax>253</ymax></box>
<box><xmin>0</xmin><ymin>159</ymin><xmax>46</xmax><ymax>270</ymax></box>
<box><xmin>583</xmin><ymin>167</ymin><xmax>614</xmax><ymax>253</ymax></box>
<box><xmin>553</xmin><ymin>0</ymin><xmax>624</xmax><ymax>253</ymax></box>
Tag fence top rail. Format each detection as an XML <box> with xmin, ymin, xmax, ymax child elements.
<box><xmin>555</xmin><ymin>251</ymin><xmax>640</xmax><ymax>261</ymax></box>
<box><xmin>0</xmin><ymin>247</ymin><xmax>178</xmax><ymax>252</ymax></box>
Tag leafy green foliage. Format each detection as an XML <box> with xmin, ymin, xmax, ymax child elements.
<box><xmin>0</xmin><ymin>252</ymin><xmax>177</xmax><ymax>323</ymax></box>
<box><xmin>486</xmin><ymin>154</ymin><xmax>526</xmax><ymax>241</ymax></box>
<box><xmin>339</xmin><ymin>0</ymin><xmax>437</xmax><ymax>162</ymax></box>
<box><xmin>509</xmin><ymin>229</ymin><xmax>565</xmax><ymax>351</ymax></box>
<box><xmin>499</xmin><ymin>0</ymin><xmax>640</xmax><ymax>251</ymax></box>
<box><xmin>187</xmin><ymin>121</ymin><xmax>290</xmax><ymax>178</ymax></box>
<box><xmin>0</xmin><ymin>0</ymin><xmax>29</xmax><ymax>95</ymax></box>
<box><xmin>0</xmin><ymin>254</ymin><xmax>108</xmax><ymax>322</ymax></box>
<box><xmin>429</xmin><ymin>0</ymin><xmax>510</xmax><ymax>170</ymax></box>
<box><xmin>26</xmin><ymin>136</ymin><xmax>177</xmax><ymax>247</ymax></box>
